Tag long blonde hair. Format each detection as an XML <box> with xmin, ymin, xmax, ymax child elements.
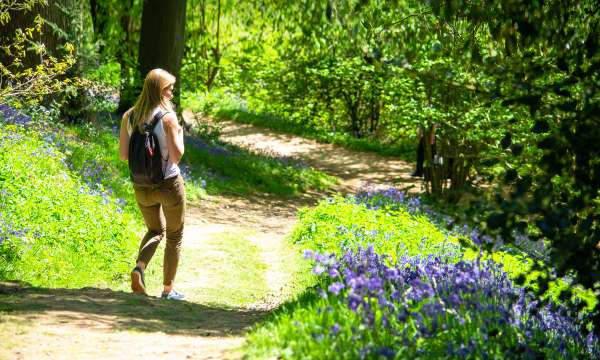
<box><xmin>130</xmin><ymin>68</ymin><xmax>176</xmax><ymax>132</ymax></box>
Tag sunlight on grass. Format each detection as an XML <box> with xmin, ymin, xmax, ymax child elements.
<box><xmin>142</xmin><ymin>231</ymin><xmax>269</xmax><ymax>308</ymax></box>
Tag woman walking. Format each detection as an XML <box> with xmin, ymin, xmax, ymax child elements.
<box><xmin>119</xmin><ymin>68</ymin><xmax>186</xmax><ymax>300</ymax></box>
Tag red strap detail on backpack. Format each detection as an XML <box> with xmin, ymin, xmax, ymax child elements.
<box><xmin>145</xmin><ymin>134</ymin><xmax>155</xmax><ymax>157</ymax></box>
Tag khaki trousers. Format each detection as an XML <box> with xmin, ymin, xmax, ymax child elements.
<box><xmin>133</xmin><ymin>175</ymin><xmax>185</xmax><ymax>286</ymax></box>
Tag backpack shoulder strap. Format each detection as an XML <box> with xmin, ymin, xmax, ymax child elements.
<box><xmin>150</xmin><ymin>110</ymin><xmax>169</xmax><ymax>130</ymax></box>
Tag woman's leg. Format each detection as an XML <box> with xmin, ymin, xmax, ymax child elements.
<box><xmin>159</xmin><ymin>175</ymin><xmax>186</xmax><ymax>291</ymax></box>
<box><xmin>134</xmin><ymin>186</ymin><xmax>165</xmax><ymax>269</ymax></box>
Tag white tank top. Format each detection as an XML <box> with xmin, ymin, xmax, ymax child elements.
<box><xmin>128</xmin><ymin>107</ymin><xmax>181</xmax><ymax>180</ymax></box>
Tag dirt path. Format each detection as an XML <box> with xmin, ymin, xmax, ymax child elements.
<box><xmin>209</xmin><ymin>113</ymin><xmax>421</xmax><ymax>195</ymax></box>
<box><xmin>0</xmin><ymin>114</ymin><xmax>420</xmax><ymax>360</ymax></box>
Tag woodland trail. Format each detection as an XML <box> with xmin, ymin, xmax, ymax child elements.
<box><xmin>0</xmin><ymin>112</ymin><xmax>420</xmax><ymax>360</ymax></box>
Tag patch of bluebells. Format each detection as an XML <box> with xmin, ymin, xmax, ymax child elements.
<box><xmin>41</xmin><ymin>129</ymin><xmax>130</xmax><ymax>210</ymax></box>
<box><xmin>40</xmin><ymin>134</ymin><xmax>121</xmax><ymax>207</ymax></box>
<box><xmin>0</xmin><ymin>104</ymin><xmax>32</xmax><ymax>126</ymax></box>
<box><xmin>80</xmin><ymin>159</ymin><xmax>106</xmax><ymax>189</ymax></box>
<box><xmin>180</xmin><ymin>163</ymin><xmax>207</xmax><ymax>189</ymax></box>
<box><xmin>41</xmin><ymin>130</ymin><xmax>69</xmax><ymax>153</ymax></box>
<box><xmin>2</xmin><ymin>115</ymin><xmax>127</xmax><ymax>213</ymax></box>
<box><xmin>0</xmin><ymin>212</ymin><xmax>28</xmax><ymax>246</ymax></box>
<box><xmin>185</xmin><ymin>135</ymin><xmax>236</xmax><ymax>157</ymax></box>
<box><xmin>74</xmin><ymin>160</ymin><xmax>126</xmax><ymax>211</ymax></box>
<box><xmin>304</xmin><ymin>246</ymin><xmax>599</xmax><ymax>359</ymax></box>
<box><xmin>354</xmin><ymin>186</ymin><xmax>427</xmax><ymax>215</ymax></box>
<box><xmin>354</xmin><ymin>185</ymin><xmax>548</xmax><ymax>259</ymax></box>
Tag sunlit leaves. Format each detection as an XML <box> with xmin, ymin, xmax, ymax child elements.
<box><xmin>0</xmin><ymin>4</ymin><xmax>75</xmax><ymax>105</ymax></box>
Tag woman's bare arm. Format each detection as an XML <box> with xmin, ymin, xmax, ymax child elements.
<box><xmin>163</xmin><ymin>112</ymin><xmax>184</xmax><ymax>163</ymax></box>
<box><xmin>119</xmin><ymin>109</ymin><xmax>133</xmax><ymax>161</ymax></box>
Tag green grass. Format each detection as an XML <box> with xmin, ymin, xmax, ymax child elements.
<box><xmin>182</xmin><ymin>90</ymin><xmax>416</xmax><ymax>162</ymax></box>
<box><xmin>0</xmin><ymin>123</ymin><xmax>139</xmax><ymax>288</ymax></box>
<box><xmin>244</xmin><ymin>291</ymin><xmax>359</xmax><ymax>359</ymax></box>
<box><xmin>290</xmin><ymin>196</ymin><xmax>462</xmax><ymax>261</ymax></box>
<box><xmin>140</xmin><ymin>231</ymin><xmax>269</xmax><ymax>307</ymax></box>
<box><xmin>182</xmin><ymin>135</ymin><xmax>337</xmax><ymax>197</ymax></box>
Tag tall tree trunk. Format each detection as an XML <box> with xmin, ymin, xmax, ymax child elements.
<box><xmin>117</xmin><ymin>0</ymin><xmax>139</xmax><ymax>114</ymax></box>
<box><xmin>138</xmin><ymin>0</ymin><xmax>187</xmax><ymax>112</ymax></box>
<box><xmin>205</xmin><ymin>0</ymin><xmax>220</xmax><ymax>91</ymax></box>
<box><xmin>0</xmin><ymin>0</ymin><xmax>75</xmax><ymax>68</ymax></box>
<box><xmin>89</xmin><ymin>0</ymin><xmax>107</xmax><ymax>54</ymax></box>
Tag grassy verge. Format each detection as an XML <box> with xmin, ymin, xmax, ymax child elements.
<box><xmin>182</xmin><ymin>133</ymin><xmax>337</xmax><ymax>197</ymax></box>
<box><xmin>0</xmin><ymin>121</ymin><xmax>139</xmax><ymax>288</ymax></box>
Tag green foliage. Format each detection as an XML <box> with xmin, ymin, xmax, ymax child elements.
<box><xmin>0</xmin><ymin>10</ymin><xmax>75</xmax><ymax>105</ymax></box>
<box><xmin>291</xmin><ymin>196</ymin><xmax>460</xmax><ymax>261</ymax></box>
<box><xmin>83</xmin><ymin>61</ymin><xmax>120</xmax><ymax>88</ymax></box>
<box><xmin>87</xmin><ymin>0</ymin><xmax>142</xmax><ymax>112</ymax></box>
<box><xmin>183</xmin><ymin>89</ymin><xmax>415</xmax><ymax>160</ymax></box>
<box><xmin>428</xmin><ymin>0</ymin><xmax>600</xmax><ymax>328</ymax></box>
<box><xmin>0</xmin><ymin>0</ymin><xmax>41</xmax><ymax>25</ymax></box>
<box><xmin>182</xmin><ymin>0</ymin><xmax>262</xmax><ymax>93</ymax></box>
<box><xmin>178</xmin><ymin>0</ymin><xmax>524</xmax><ymax>200</ymax></box>
<box><xmin>0</xmin><ymin>123</ymin><xmax>139</xmax><ymax>288</ymax></box>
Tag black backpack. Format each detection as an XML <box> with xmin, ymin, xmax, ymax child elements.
<box><xmin>128</xmin><ymin>110</ymin><xmax>167</xmax><ymax>185</ymax></box>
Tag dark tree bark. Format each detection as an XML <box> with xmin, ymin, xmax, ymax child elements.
<box><xmin>90</xmin><ymin>0</ymin><xmax>108</xmax><ymax>52</ymax></box>
<box><xmin>116</xmin><ymin>0</ymin><xmax>138</xmax><ymax>113</ymax></box>
<box><xmin>0</xmin><ymin>0</ymin><xmax>75</xmax><ymax>68</ymax></box>
<box><xmin>138</xmin><ymin>0</ymin><xmax>187</xmax><ymax>111</ymax></box>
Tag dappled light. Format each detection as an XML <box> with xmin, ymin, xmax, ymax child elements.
<box><xmin>1</xmin><ymin>0</ymin><xmax>599</xmax><ymax>358</ymax></box>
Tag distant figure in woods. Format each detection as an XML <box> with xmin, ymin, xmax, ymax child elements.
<box><xmin>411</xmin><ymin>124</ymin><xmax>436</xmax><ymax>178</ymax></box>
<box><xmin>119</xmin><ymin>68</ymin><xmax>186</xmax><ymax>300</ymax></box>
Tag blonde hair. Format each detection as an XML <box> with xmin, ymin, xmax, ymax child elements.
<box><xmin>130</xmin><ymin>68</ymin><xmax>176</xmax><ymax>132</ymax></box>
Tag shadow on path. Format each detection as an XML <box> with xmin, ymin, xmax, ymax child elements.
<box><xmin>0</xmin><ymin>281</ymin><xmax>268</xmax><ymax>337</ymax></box>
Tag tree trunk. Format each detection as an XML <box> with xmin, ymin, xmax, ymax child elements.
<box><xmin>138</xmin><ymin>0</ymin><xmax>187</xmax><ymax>112</ymax></box>
<box><xmin>116</xmin><ymin>0</ymin><xmax>138</xmax><ymax>113</ymax></box>
<box><xmin>89</xmin><ymin>0</ymin><xmax>107</xmax><ymax>54</ymax></box>
<box><xmin>0</xmin><ymin>0</ymin><xmax>75</xmax><ymax>68</ymax></box>
<box><xmin>205</xmin><ymin>0</ymin><xmax>220</xmax><ymax>91</ymax></box>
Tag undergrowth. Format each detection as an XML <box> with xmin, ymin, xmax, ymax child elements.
<box><xmin>244</xmin><ymin>192</ymin><xmax>599</xmax><ymax>359</ymax></box>
<box><xmin>0</xmin><ymin>119</ymin><xmax>138</xmax><ymax>288</ymax></box>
